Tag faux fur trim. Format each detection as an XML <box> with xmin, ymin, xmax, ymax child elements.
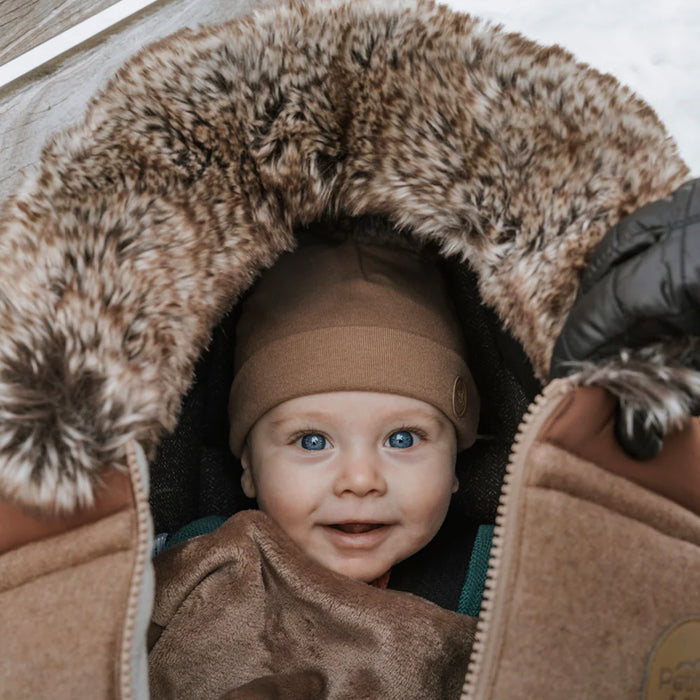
<box><xmin>0</xmin><ymin>0</ymin><xmax>689</xmax><ymax>511</ymax></box>
<box><xmin>568</xmin><ymin>340</ymin><xmax>700</xmax><ymax>451</ymax></box>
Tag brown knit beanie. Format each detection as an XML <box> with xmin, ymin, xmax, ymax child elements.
<box><xmin>228</xmin><ymin>238</ymin><xmax>479</xmax><ymax>456</ymax></box>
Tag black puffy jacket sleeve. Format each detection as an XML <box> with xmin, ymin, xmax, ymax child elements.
<box><xmin>550</xmin><ymin>179</ymin><xmax>700</xmax><ymax>378</ymax></box>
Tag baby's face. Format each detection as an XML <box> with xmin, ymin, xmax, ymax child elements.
<box><xmin>240</xmin><ymin>391</ymin><xmax>458</xmax><ymax>583</ymax></box>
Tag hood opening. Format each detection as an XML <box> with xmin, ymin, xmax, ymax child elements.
<box><xmin>148</xmin><ymin>215</ymin><xmax>541</xmax><ymax>608</ymax></box>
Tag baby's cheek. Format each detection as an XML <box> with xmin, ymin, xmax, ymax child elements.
<box><xmin>408</xmin><ymin>476</ymin><xmax>454</xmax><ymax>532</ymax></box>
<box><xmin>255</xmin><ymin>474</ymin><xmax>305</xmax><ymax>524</ymax></box>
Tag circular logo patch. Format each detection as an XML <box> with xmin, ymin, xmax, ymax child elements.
<box><xmin>452</xmin><ymin>376</ymin><xmax>467</xmax><ymax>418</ymax></box>
<box><xmin>642</xmin><ymin>617</ymin><xmax>700</xmax><ymax>700</ymax></box>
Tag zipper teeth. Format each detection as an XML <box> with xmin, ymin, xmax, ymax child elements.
<box><xmin>461</xmin><ymin>379</ymin><xmax>572</xmax><ymax>700</ymax></box>
<box><xmin>119</xmin><ymin>442</ymin><xmax>150</xmax><ymax>700</ymax></box>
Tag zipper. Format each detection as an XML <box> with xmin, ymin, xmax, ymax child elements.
<box><xmin>460</xmin><ymin>378</ymin><xmax>574</xmax><ymax>700</ymax></box>
<box><xmin>119</xmin><ymin>441</ymin><xmax>153</xmax><ymax>700</ymax></box>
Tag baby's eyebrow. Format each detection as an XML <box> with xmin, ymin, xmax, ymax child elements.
<box><xmin>269</xmin><ymin>413</ymin><xmax>331</xmax><ymax>429</ymax></box>
<box><xmin>384</xmin><ymin>410</ymin><xmax>445</xmax><ymax>429</ymax></box>
<box><xmin>268</xmin><ymin>409</ymin><xmax>446</xmax><ymax>432</ymax></box>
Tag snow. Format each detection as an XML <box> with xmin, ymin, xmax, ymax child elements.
<box><xmin>444</xmin><ymin>0</ymin><xmax>700</xmax><ymax>175</ymax></box>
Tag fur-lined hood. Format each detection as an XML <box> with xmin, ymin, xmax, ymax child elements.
<box><xmin>0</xmin><ymin>0</ymin><xmax>689</xmax><ymax>513</ymax></box>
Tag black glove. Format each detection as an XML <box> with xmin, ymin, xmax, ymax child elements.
<box><xmin>550</xmin><ymin>178</ymin><xmax>700</xmax><ymax>456</ymax></box>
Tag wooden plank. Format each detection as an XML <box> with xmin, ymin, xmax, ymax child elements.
<box><xmin>0</xmin><ymin>0</ymin><xmax>266</xmax><ymax>202</ymax></box>
<box><xmin>0</xmin><ymin>0</ymin><xmax>118</xmax><ymax>66</ymax></box>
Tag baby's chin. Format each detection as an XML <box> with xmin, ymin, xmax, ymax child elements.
<box><xmin>319</xmin><ymin>554</ymin><xmax>394</xmax><ymax>584</ymax></box>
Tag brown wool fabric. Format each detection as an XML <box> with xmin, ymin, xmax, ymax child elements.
<box><xmin>228</xmin><ymin>239</ymin><xmax>479</xmax><ymax>456</ymax></box>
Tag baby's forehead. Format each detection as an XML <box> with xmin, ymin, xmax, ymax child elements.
<box><xmin>263</xmin><ymin>391</ymin><xmax>450</xmax><ymax>429</ymax></box>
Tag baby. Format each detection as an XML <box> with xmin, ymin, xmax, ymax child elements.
<box><xmin>227</xmin><ymin>237</ymin><xmax>480</xmax><ymax>584</ymax></box>
<box><xmin>148</xmin><ymin>235</ymin><xmax>483</xmax><ymax>698</ymax></box>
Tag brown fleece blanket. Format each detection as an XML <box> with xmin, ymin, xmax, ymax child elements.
<box><xmin>148</xmin><ymin>511</ymin><xmax>475</xmax><ymax>699</ymax></box>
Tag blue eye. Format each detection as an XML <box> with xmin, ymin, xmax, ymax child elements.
<box><xmin>387</xmin><ymin>430</ymin><xmax>415</xmax><ymax>449</ymax></box>
<box><xmin>299</xmin><ymin>433</ymin><xmax>327</xmax><ymax>451</ymax></box>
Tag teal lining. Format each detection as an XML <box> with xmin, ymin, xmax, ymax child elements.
<box><xmin>457</xmin><ymin>524</ymin><xmax>495</xmax><ymax>617</ymax></box>
<box><xmin>164</xmin><ymin>514</ymin><xmax>228</xmax><ymax>550</ymax></box>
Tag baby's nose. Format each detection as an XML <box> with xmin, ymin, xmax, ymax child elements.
<box><xmin>333</xmin><ymin>453</ymin><xmax>388</xmax><ymax>497</ymax></box>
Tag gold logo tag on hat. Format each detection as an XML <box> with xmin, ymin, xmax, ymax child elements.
<box><xmin>642</xmin><ymin>617</ymin><xmax>700</xmax><ymax>700</ymax></box>
<box><xmin>452</xmin><ymin>376</ymin><xmax>467</xmax><ymax>418</ymax></box>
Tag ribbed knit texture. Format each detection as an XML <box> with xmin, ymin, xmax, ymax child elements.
<box><xmin>229</xmin><ymin>239</ymin><xmax>479</xmax><ymax>454</ymax></box>
<box><xmin>164</xmin><ymin>515</ymin><xmax>227</xmax><ymax>551</ymax></box>
<box><xmin>457</xmin><ymin>524</ymin><xmax>495</xmax><ymax>617</ymax></box>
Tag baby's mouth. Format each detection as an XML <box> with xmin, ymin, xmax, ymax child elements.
<box><xmin>322</xmin><ymin>521</ymin><xmax>394</xmax><ymax>549</ymax></box>
<box><xmin>329</xmin><ymin>522</ymin><xmax>385</xmax><ymax>534</ymax></box>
